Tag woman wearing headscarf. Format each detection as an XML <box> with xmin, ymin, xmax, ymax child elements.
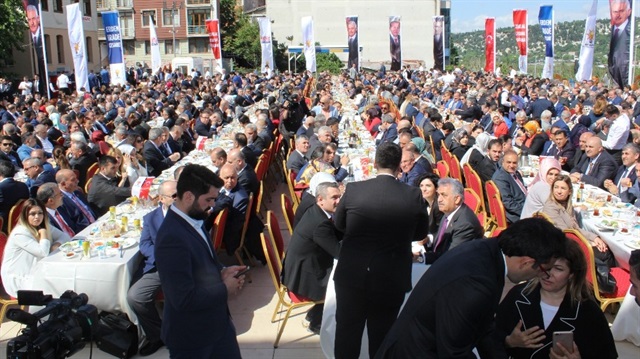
<box><xmin>410</xmin><ymin>137</ymin><xmax>435</xmax><ymax>165</ymax></box>
<box><xmin>460</xmin><ymin>132</ymin><xmax>491</xmax><ymax>168</ymax></box>
<box><xmin>449</xmin><ymin>128</ymin><xmax>471</xmax><ymax>161</ymax></box>
<box><xmin>520</xmin><ymin>157</ymin><xmax>562</xmax><ymax>219</ymax></box>
<box><xmin>516</xmin><ymin>120</ymin><xmax>548</xmax><ymax>156</ymax></box>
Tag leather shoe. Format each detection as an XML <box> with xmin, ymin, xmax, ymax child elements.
<box><xmin>307</xmin><ymin>325</ymin><xmax>320</xmax><ymax>335</ymax></box>
<box><xmin>139</xmin><ymin>340</ymin><xmax>164</xmax><ymax>356</ymax></box>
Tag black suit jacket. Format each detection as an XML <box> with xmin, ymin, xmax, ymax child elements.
<box><xmin>572</xmin><ymin>150</ymin><xmax>618</xmax><ymax>188</ymax></box>
<box><xmin>0</xmin><ymin>151</ymin><xmax>22</xmax><ymax>169</ymax></box>
<box><xmin>70</xmin><ymin>152</ymin><xmax>98</xmax><ymax>189</ymax></box>
<box><xmin>492</xmin><ymin>168</ymin><xmax>527</xmax><ymax>224</ymax></box>
<box><xmin>282</xmin><ymin>204</ymin><xmax>341</xmax><ymax>300</ymax></box>
<box><xmin>469</xmin><ymin>150</ymin><xmax>498</xmax><ymax>183</ymax></box>
<box><xmin>241</xmin><ymin>146</ymin><xmax>258</xmax><ymax>168</ymax></box>
<box><xmin>348</xmin><ymin>35</ymin><xmax>358</xmax><ymax>69</ymax></box>
<box><xmin>249</xmin><ymin>136</ymin><xmax>266</xmax><ymax>157</ymax></box>
<box><xmin>286</xmin><ymin>150</ymin><xmax>308</xmax><ymax>174</ymax></box>
<box><xmin>334</xmin><ymin>175</ymin><xmax>429</xmax><ymax>294</ymax></box>
<box><xmin>87</xmin><ymin>174</ymin><xmax>132</xmax><ymax>217</ymax></box>
<box><xmin>211</xmin><ymin>185</ymin><xmax>249</xmax><ymax>254</ymax></box>
<box><xmin>293</xmin><ymin>191</ymin><xmax>315</xmax><ymax>229</ymax></box>
<box><xmin>167</xmin><ymin>136</ymin><xmax>183</xmax><ymax>157</ymax></box>
<box><xmin>194</xmin><ymin>119</ymin><xmax>214</xmax><ymax>138</ymax></box>
<box><xmin>0</xmin><ymin>178</ymin><xmax>29</xmax><ymax>232</ymax></box>
<box><xmin>424</xmin><ymin>204</ymin><xmax>483</xmax><ymax>264</ymax></box>
<box><xmin>432</xmin><ymin>130</ymin><xmax>445</xmax><ymax>161</ymax></box>
<box><xmin>28</xmin><ymin>170</ymin><xmax>56</xmax><ymax>198</ymax></box>
<box><xmin>390</xmin><ymin>35</ymin><xmax>401</xmax><ymax>71</ymax></box>
<box><xmin>375</xmin><ymin>238</ymin><xmax>505</xmax><ymax>358</ymax></box>
<box><xmin>237</xmin><ymin>165</ymin><xmax>259</xmax><ymax>196</ymax></box>
<box><xmin>143</xmin><ymin>141</ymin><xmax>174</xmax><ymax>177</ymax></box>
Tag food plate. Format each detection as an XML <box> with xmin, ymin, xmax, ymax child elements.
<box><xmin>624</xmin><ymin>239</ymin><xmax>640</xmax><ymax>250</ymax></box>
<box><xmin>117</xmin><ymin>237</ymin><xmax>138</xmax><ymax>249</ymax></box>
<box><xmin>595</xmin><ymin>220</ymin><xmax>618</xmax><ymax>231</ymax></box>
<box><xmin>60</xmin><ymin>240</ymin><xmax>82</xmax><ymax>252</ymax></box>
<box><xmin>63</xmin><ymin>251</ymin><xmax>77</xmax><ymax>259</ymax></box>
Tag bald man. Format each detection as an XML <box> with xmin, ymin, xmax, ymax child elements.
<box><xmin>212</xmin><ymin>164</ymin><xmax>249</xmax><ymax>254</ymax></box>
<box><xmin>311</xmin><ymin>96</ymin><xmax>339</xmax><ymax>119</ymax></box>
<box><xmin>570</xmin><ymin>137</ymin><xmax>618</xmax><ymax>188</ymax></box>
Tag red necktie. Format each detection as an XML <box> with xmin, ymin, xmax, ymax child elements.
<box><xmin>54</xmin><ymin>210</ymin><xmax>75</xmax><ymax>237</ymax></box>
<box><xmin>71</xmin><ymin>194</ymin><xmax>96</xmax><ymax>222</ymax></box>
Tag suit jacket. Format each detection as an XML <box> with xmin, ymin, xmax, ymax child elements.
<box><xmin>416</xmin><ymin>156</ymin><xmax>433</xmax><ymax>174</ymax></box>
<box><xmin>155</xmin><ymin>207</ymin><xmax>235</xmax><ymax>352</ymax></box>
<box><xmin>293</xmin><ymin>191</ymin><xmax>315</xmax><ymax>229</ymax></box>
<box><xmin>241</xmin><ymin>146</ymin><xmax>258</xmax><ymax>169</ymax></box>
<box><xmin>375</xmin><ymin>238</ymin><xmax>505</xmax><ymax>358</ymax></box>
<box><xmin>469</xmin><ymin>150</ymin><xmax>498</xmax><ymax>183</ymax></box>
<box><xmin>70</xmin><ymin>152</ymin><xmax>98</xmax><ymax>189</ymax></box>
<box><xmin>546</xmin><ymin>141</ymin><xmax>576</xmax><ymax>171</ymax></box>
<box><xmin>334</xmin><ymin>175</ymin><xmax>429</xmax><ymax>294</ymax></box>
<box><xmin>193</xmin><ymin>119</ymin><xmax>214</xmax><ymax>138</ymax></box>
<box><xmin>0</xmin><ymin>151</ymin><xmax>22</xmax><ymax>169</ymax></box>
<box><xmin>238</xmin><ymin>165</ymin><xmax>259</xmax><ymax>196</ymax></box>
<box><xmin>608</xmin><ymin>21</ymin><xmax>631</xmax><ymax>88</ymax></box>
<box><xmin>140</xmin><ymin>206</ymin><xmax>165</xmax><ymax>274</ymax></box>
<box><xmin>27</xmin><ymin>170</ymin><xmax>56</xmax><ymax>198</ymax></box>
<box><xmin>526</xmin><ymin>98</ymin><xmax>556</xmax><ymax>119</ymax></box>
<box><xmin>59</xmin><ymin>190</ymin><xmax>94</xmax><ymax>233</ymax></box>
<box><xmin>0</xmin><ymin>178</ymin><xmax>29</xmax><ymax>233</ymax></box>
<box><xmin>167</xmin><ymin>136</ymin><xmax>183</xmax><ymax>157</ymax></box>
<box><xmin>572</xmin><ymin>150</ymin><xmax>617</xmax><ymax>188</ymax></box>
<box><xmin>143</xmin><ymin>141</ymin><xmax>174</xmax><ymax>177</ymax></box>
<box><xmin>431</xmin><ymin>130</ymin><xmax>445</xmax><ymax>161</ymax></box>
<box><xmin>492</xmin><ymin>168</ymin><xmax>527</xmax><ymax>224</ymax></box>
<box><xmin>494</xmin><ymin>283</ymin><xmax>617</xmax><ymax>359</ymax></box>
<box><xmin>568</xmin><ymin>148</ymin><xmax>586</xmax><ymax>171</ymax></box>
<box><xmin>212</xmin><ymin>185</ymin><xmax>249</xmax><ymax>254</ymax></box>
<box><xmin>400</xmin><ymin>162</ymin><xmax>428</xmax><ymax>186</ymax></box>
<box><xmin>87</xmin><ymin>174</ymin><xmax>132</xmax><ymax>217</ymax></box>
<box><xmin>282</xmin><ymin>204</ymin><xmax>341</xmax><ymax>300</ymax></box>
<box><xmin>286</xmin><ymin>150</ymin><xmax>308</xmax><ymax>174</ymax></box>
<box><xmin>425</xmin><ymin>204</ymin><xmax>483</xmax><ymax>264</ymax></box>
<box><xmin>249</xmin><ymin>136</ymin><xmax>266</xmax><ymax>158</ymax></box>
<box><xmin>348</xmin><ymin>35</ymin><xmax>358</xmax><ymax>69</ymax></box>
<box><xmin>377</xmin><ymin>124</ymin><xmax>398</xmax><ymax>147</ymax></box>
<box><xmin>390</xmin><ymin>35</ymin><xmax>401</xmax><ymax>71</ymax></box>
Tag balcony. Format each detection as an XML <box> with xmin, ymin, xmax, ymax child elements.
<box><xmin>97</xmin><ymin>26</ymin><xmax>135</xmax><ymax>40</ymax></box>
<box><xmin>187</xmin><ymin>25</ymin><xmax>208</xmax><ymax>36</ymax></box>
<box><xmin>186</xmin><ymin>0</ymin><xmax>211</xmax><ymax>6</ymax></box>
<box><xmin>96</xmin><ymin>0</ymin><xmax>134</xmax><ymax>10</ymax></box>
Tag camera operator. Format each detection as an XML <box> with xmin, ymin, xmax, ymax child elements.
<box><xmin>279</xmin><ymin>90</ymin><xmax>310</xmax><ymax>147</ymax></box>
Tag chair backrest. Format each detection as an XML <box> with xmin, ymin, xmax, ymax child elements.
<box><xmin>285</xmin><ymin>167</ymin><xmax>299</xmax><ymax>206</ymax></box>
<box><xmin>261</xmin><ymin>233</ymin><xmax>282</xmax><ymax>290</ymax></box>
<box><xmin>211</xmin><ymin>208</ymin><xmax>228</xmax><ymax>252</ymax></box>
<box><xmin>239</xmin><ymin>193</ymin><xmax>254</xmax><ymax>244</ymax></box>
<box><xmin>462</xmin><ymin>163</ymin><xmax>485</xmax><ymax>207</ymax></box>
<box><xmin>488</xmin><ymin>227</ymin><xmax>505</xmax><ymax>238</ymax></box>
<box><xmin>266</xmin><ymin>210</ymin><xmax>285</xmax><ymax>262</ymax></box>
<box><xmin>485</xmin><ymin>180</ymin><xmax>507</xmax><ymax>228</ymax></box>
<box><xmin>7</xmin><ymin>199</ymin><xmax>26</xmax><ymax>234</ymax></box>
<box><xmin>281</xmin><ymin>194</ymin><xmax>295</xmax><ymax>236</ymax></box>
<box><xmin>532</xmin><ymin>211</ymin><xmax>553</xmax><ymax>223</ymax></box>
<box><xmin>564</xmin><ymin>230</ymin><xmax>596</xmax><ymax>287</ymax></box>
<box><xmin>84</xmin><ymin>177</ymin><xmax>93</xmax><ymax>194</ymax></box>
<box><xmin>426</xmin><ymin>135</ymin><xmax>436</xmax><ymax>160</ymax></box>
<box><xmin>448</xmin><ymin>155</ymin><xmax>462</xmax><ymax>183</ymax></box>
<box><xmin>464</xmin><ymin>188</ymin><xmax>482</xmax><ymax>213</ymax></box>
<box><xmin>436</xmin><ymin>160</ymin><xmax>449</xmax><ymax>179</ymax></box>
<box><xmin>255</xmin><ymin>180</ymin><xmax>264</xmax><ymax>216</ymax></box>
<box><xmin>86</xmin><ymin>162</ymin><xmax>99</xmax><ymax>181</ymax></box>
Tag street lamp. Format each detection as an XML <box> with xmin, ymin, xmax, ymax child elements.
<box><xmin>163</xmin><ymin>0</ymin><xmax>183</xmax><ymax>57</ymax></box>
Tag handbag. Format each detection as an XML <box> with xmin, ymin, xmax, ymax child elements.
<box><xmin>95</xmin><ymin>311</ymin><xmax>139</xmax><ymax>359</ymax></box>
<box><xmin>594</xmin><ymin>257</ymin><xmax>617</xmax><ymax>294</ymax></box>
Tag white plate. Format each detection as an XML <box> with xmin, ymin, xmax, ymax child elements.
<box><xmin>624</xmin><ymin>240</ymin><xmax>640</xmax><ymax>250</ymax></box>
<box><xmin>119</xmin><ymin>237</ymin><xmax>138</xmax><ymax>249</ymax></box>
<box><xmin>63</xmin><ymin>252</ymin><xmax>77</xmax><ymax>259</ymax></box>
<box><xmin>595</xmin><ymin>223</ymin><xmax>617</xmax><ymax>231</ymax></box>
<box><xmin>60</xmin><ymin>240</ymin><xmax>82</xmax><ymax>252</ymax></box>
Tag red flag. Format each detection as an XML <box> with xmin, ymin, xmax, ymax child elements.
<box><xmin>206</xmin><ymin>19</ymin><xmax>221</xmax><ymax>60</ymax></box>
<box><xmin>485</xmin><ymin>18</ymin><xmax>495</xmax><ymax>73</ymax></box>
<box><xmin>513</xmin><ymin>10</ymin><xmax>528</xmax><ymax>73</ymax></box>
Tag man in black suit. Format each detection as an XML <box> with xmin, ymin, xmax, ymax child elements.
<box><xmin>87</xmin><ymin>156</ymin><xmax>132</xmax><ymax>217</ymax></box>
<box><xmin>23</xmin><ymin>157</ymin><xmax>55</xmax><ymax>198</ymax></box>
<box><xmin>569</xmin><ymin>136</ymin><xmax>617</xmax><ymax>189</ymax></box>
<box><xmin>0</xmin><ymin>160</ymin><xmax>29</xmax><ymax>233</ymax></box>
<box><xmin>347</xmin><ymin>19</ymin><xmax>359</xmax><ymax>70</ymax></box>
<box><xmin>69</xmin><ymin>142</ymin><xmax>97</xmax><ymax>190</ymax></box>
<box><xmin>174</xmin><ymin>117</ymin><xmax>196</xmax><ymax>153</ymax></box>
<box><xmin>231</xmin><ymin>133</ymin><xmax>257</xmax><ymax>169</ymax></box>
<box><xmin>433</xmin><ymin>16</ymin><xmax>444</xmax><ymax>70</ymax></box>
<box><xmin>167</xmin><ymin>125</ymin><xmax>185</xmax><ymax>158</ymax></box>
<box><xmin>143</xmin><ymin>128</ymin><xmax>180</xmax><ymax>177</ymax></box>
<box><xmin>374</xmin><ymin>218</ymin><xmax>567</xmax><ymax>358</ymax></box>
<box><xmin>286</xmin><ymin>135</ymin><xmax>310</xmax><ymax>175</ymax></box>
<box><xmin>212</xmin><ymin>164</ymin><xmax>250</xmax><ymax>254</ymax></box>
<box><xmin>604</xmin><ymin>143</ymin><xmax>639</xmax><ymax>201</ymax></box>
<box><xmin>568</xmin><ymin>131</ymin><xmax>594</xmax><ymax>171</ymax></box>
<box><xmin>389</xmin><ymin>18</ymin><xmax>402</xmax><ymax>71</ymax></box>
<box><xmin>399</xmin><ymin>148</ymin><xmax>428</xmax><ymax>186</ymax></box>
<box><xmin>492</xmin><ymin>150</ymin><xmax>527</xmax><ymax>224</ymax></box>
<box><xmin>405</xmin><ymin>143</ymin><xmax>433</xmax><ymax>174</ymax></box>
<box><xmin>228</xmin><ymin>148</ymin><xmax>259</xmax><ymax>196</ymax></box>
<box><xmin>608</xmin><ymin>0</ymin><xmax>632</xmax><ymax>87</ymax></box>
<box><xmin>282</xmin><ymin>182</ymin><xmax>342</xmax><ymax>334</ymax></box>
<box><xmin>333</xmin><ymin>142</ymin><xmax>429</xmax><ymax>358</ymax></box>
<box><xmin>470</xmin><ymin>138</ymin><xmax>502</xmax><ymax>183</ymax></box>
<box><xmin>423</xmin><ymin>178</ymin><xmax>483</xmax><ymax>264</ymax></box>
<box><xmin>0</xmin><ymin>136</ymin><xmax>22</xmax><ymax>169</ymax></box>
<box><xmin>155</xmin><ymin>164</ymin><xmax>246</xmax><ymax>358</ymax></box>
<box><xmin>244</xmin><ymin>123</ymin><xmax>265</xmax><ymax>157</ymax></box>
<box><xmin>193</xmin><ymin>109</ymin><xmax>216</xmax><ymax>138</ymax></box>
<box><xmin>36</xmin><ymin>183</ymin><xmax>75</xmax><ymax>238</ymax></box>
<box><xmin>56</xmin><ymin>169</ymin><xmax>95</xmax><ymax>233</ymax></box>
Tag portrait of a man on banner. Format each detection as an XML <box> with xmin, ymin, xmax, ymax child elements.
<box><xmin>346</xmin><ymin>17</ymin><xmax>359</xmax><ymax>71</ymax></box>
<box><xmin>608</xmin><ymin>0</ymin><xmax>633</xmax><ymax>87</ymax></box>
<box><xmin>24</xmin><ymin>0</ymin><xmax>47</xmax><ymax>95</ymax></box>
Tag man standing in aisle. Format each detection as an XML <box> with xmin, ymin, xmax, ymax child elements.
<box><xmin>333</xmin><ymin>142</ymin><xmax>429</xmax><ymax>358</ymax></box>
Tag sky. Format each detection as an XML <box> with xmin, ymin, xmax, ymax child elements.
<box><xmin>451</xmin><ymin>0</ymin><xmax>640</xmax><ymax>33</ymax></box>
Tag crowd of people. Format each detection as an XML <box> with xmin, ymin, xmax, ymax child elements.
<box><xmin>0</xmin><ymin>61</ymin><xmax>639</xmax><ymax>358</ymax></box>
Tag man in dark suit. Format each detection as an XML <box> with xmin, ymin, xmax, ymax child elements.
<box><xmin>244</xmin><ymin>123</ymin><xmax>265</xmax><ymax>157</ymax></box>
<box><xmin>492</xmin><ymin>150</ymin><xmax>527</xmax><ymax>224</ymax></box>
<box><xmin>374</xmin><ymin>218</ymin><xmax>567</xmax><ymax>358</ymax></box>
<box><xmin>433</xmin><ymin>17</ymin><xmax>444</xmax><ymax>70</ymax></box>
<box><xmin>143</xmin><ymin>128</ymin><xmax>180</xmax><ymax>177</ymax></box>
<box><xmin>155</xmin><ymin>164</ymin><xmax>246</xmax><ymax>358</ymax></box>
<box><xmin>376</xmin><ymin>114</ymin><xmax>398</xmax><ymax>147</ymax></box>
<box><xmin>389</xmin><ymin>18</ymin><xmax>402</xmax><ymax>71</ymax></box>
<box><xmin>282</xmin><ymin>182</ymin><xmax>342</xmax><ymax>334</ymax></box>
<box><xmin>36</xmin><ymin>183</ymin><xmax>75</xmax><ymax>238</ymax></box>
<box><xmin>608</xmin><ymin>0</ymin><xmax>632</xmax><ymax>87</ymax></box>
<box><xmin>604</xmin><ymin>143</ymin><xmax>640</xmax><ymax>202</ymax></box>
<box><xmin>87</xmin><ymin>156</ymin><xmax>132</xmax><ymax>217</ymax></box>
<box><xmin>526</xmin><ymin>89</ymin><xmax>556</xmax><ymax>119</ymax></box>
<box><xmin>423</xmin><ymin>178</ymin><xmax>483</xmax><ymax>264</ymax></box>
<box><xmin>167</xmin><ymin>125</ymin><xmax>185</xmax><ymax>159</ymax></box>
<box><xmin>0</xmin><ymin>160</ymin><xmax>29</xmax><ymax>233</ymax></box>
<box><xmin>193</xmin><ymin>109</ymin><xmax>216</xmax><ymax>138</ymax></box>
<box><xmin>23</xmin><ymin>157</ymin><xmax>55</xmax><ymax>198</ymax></box>
<box><xmin>69</xmin><ymin>142</ymin><xmax>97</xmax><ymax>190</ymax></box>
<box><xmin>127</xmin><ymin>180</ymin><xmax>177</xmax><ymax>356</ymax></box>
<box><xmin>212</xmin><ymin>164</ymin><xmax>249</xmax><ymax>254</ymax></box>
<box><xmin>233</xmin><ymin>133</ymin><xmax>257</xmax><ymax>169</ymax></box>
<box><xmin>286</xmin><ymin>135</ymin><xmax>310</xmax><ymax>175</ymax></box>
<box><xmin>568</xmin><ymin>131</ymin><xmax>594</xmax><ymax>171</ymax></box>
<box><xmin>333</xmin><ymin>142</ymin><xmax>429</xmax><ymax>358</ymax></box>
<box><xmin>399</xmin><ymin>148</ymin><xmax>428</xmax><ymax>186</ymax></box>
<box><xmin>569</xmin><ymin>136</ymin><xmax>617</xmax><ymax>189</ymax></box>
<box><xmin>0</xmin><ymin>136</ymin><xmax>22</xmax><ymax>169</ymax></box>
<box><xmin>175</xmin><ymin>117</ymin><xmax>196</xmax><ymax>153</ymax></box>
<box><xmin>471</xmin><ymin>138</ymin><xmax>502</xmax><ymax>183</ymax></box>
<box><xmin>546</xmin><ymin>129</ymin><xmax>576</xmax><ymax>172</ymax></box>
<box><xmin>228</xmin><ymin>149</ymin><xmax>259</xmax><ymax>196</ymax></box>
<box><xmin>56</xmin><ymin>169</ymin><xmax>95</xmax><ymax>233</ymax></box>
<box><xmin>347</xmin><ymin>19</ymin><xmax>359</xmax><ymax>70</ymax></box>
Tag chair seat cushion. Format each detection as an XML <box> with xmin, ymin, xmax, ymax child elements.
<box><xmin>601</xmin><ymin>267</ymin><xmax>630</xmax><ymax>298</ymax></box>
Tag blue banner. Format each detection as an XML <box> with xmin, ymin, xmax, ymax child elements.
<box><xmin>538</xmin><ymin>5</ymin><xmax>554</xmax><ymax>78</ymax></box>
<box><xmin>102</xmin><ymin>10</ymin><xmax>126</xmax><ymax>85</ymax></box>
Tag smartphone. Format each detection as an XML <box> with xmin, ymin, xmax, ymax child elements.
<box><xmin>552</xmin><ymin>331</ymin><xmax>574</xmax><ymax>354</ymax></box>
<box><xmin>233</xmin><ymin>266</ymin><xmax>251</xmax><ymax>278</ymax></box>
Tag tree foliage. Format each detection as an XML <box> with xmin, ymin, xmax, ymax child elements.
<box><xmin>225</xmin><ymin>17</ymin><xmax>260</xmax><ymax>68</ymax></box>
<box><xmin>0</xmin><ymin>0</ymin><xmax>28</xmax><ymax>71</ymax></box>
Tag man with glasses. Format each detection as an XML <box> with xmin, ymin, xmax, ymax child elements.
<box><xmin>311</xmin><ymin>96</ymin><xmax>339</xmax><ymax>120</ymax></box>
<box><xmin>0</xmin><ymin>136</ymin><xmax>21</xmax><ymax>169</ymax></box>
<box><xmin>127</xmin><ymin>180</ymin><xmax>177</xmax><ymax>356</ymax></box>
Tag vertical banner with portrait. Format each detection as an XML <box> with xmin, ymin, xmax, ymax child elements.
<box><xmin>576</xmin><ymin>0</ymin><xmax>598</xmax><ymax>82</ymax></box>
<box><xmin>512</xmin><ymin>9</ymin><xmax>528</xmax><ymax>74</ymax></box>
<box><xmin>346</xmin><ymin>16</ymin><xmax>359</xmax><ymax>71</ymax></box>
<box><xmin>257</xmin><ymin>17</ymin><xmax>273</xmax><ymax>76</ymax></box>
<box><xmin>432</xmin><ymin>16</ymin><xmax>445</xmax><ymax>71</ymax></box>
<box><xmin>608</xmin><ymin>0</ymin><xmax>634</xmax><ymax>87</ymax></box>
<box><xmin>301</xmin><ymin>16</ymin><xmax>316</xmax><ymax>73</ymax></box>
<box><xmin>205</xmin><ymin>19</ymin><xmax>223</xmax><ymax>73</ymax></box>
<box><xmin>23</xmin><ymin>0</ymin><xmax>50</xmax><ymax>97</ymax></box>
<box><xmin>538</xmin><ymin>5</ymin><xmax>554</xmax><ymax>79</ymax></box>
<box><xmin>389</xmin><ymin>16</ymin><xmax>402</xmax><ymax>71</ymax></box>
<box><xmin>484</xmin><ymin>18</ymin><xmax>495</xmax><ymax>73</ymax></box>
<box><xmin>102</xmin><ymin>11</ymin><xmax>126</xmax><ymax>86</ymax></box>
<box><xmin>65</xmin><ymin>3</ymin><xmax>88</xmax><ymax>92</ymax></box>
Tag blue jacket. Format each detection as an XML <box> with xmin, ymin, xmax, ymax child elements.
<box><xmin>59</xmin><ymin>191</ymin><xmax>94</xmax><ymax>233</ymax></box>
<box><xmin>140</xmin><ymin>206</ymin><xmax>165</xmax><ymax>274</ymax></box>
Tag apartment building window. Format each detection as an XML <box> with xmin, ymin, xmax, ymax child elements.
<box><xmin>162</xmin><ymin>9</ymin><xmax>180</xmax><ymax>27</ymax></box>
<box><xmin>123</xmin><ymin>40</ymin><xmax>135</xmax><ymax>56</ymax></box>
<box><xmin>41</xmin><ymin>0</ymin><xmax>49</xmax><ymax>11</ymax></box>
<box><xmin>44</xmin><ymin>35</ymin><xmax>51</xmax><ymax>64</ymax></box>
<box><xmin>141</xmin><ymin>10</ymin><xmax>157</xmax><ymax>27</ymax></box>
<box><xmin>53</xmin><ymin>0</ymin><xmax>63</xmax><ymax>13</ymax></box>
<box><xmin>164</xmin><ymin>39</ymin><xmax>180</xmax><ymax>54</ymax></box>
<box><xmin>56</xmin><ymin>35</ymin><xmax>64</xmax><ymax>63</ymax></box>
<box><xmin>83</xmin><ymin>0</ymin><xmax>91</xmax><ymax>16</ymax></box>
<box><xmin>86</xmin><ymin>37</ymin><xmax>93</xmax><ymax>62</ymax></box>
<box><xmin>144</xmin><ymin>41</ymin><xmax>151</xmax><ymax>55</ymax></box>
<box><xmin>188</xmin><ymin>38</ymin><xmax>208</xmax><ymax>53</ymax></box>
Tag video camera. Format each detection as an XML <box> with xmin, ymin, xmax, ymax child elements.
<box><xmin>6</xmin><ymin>290</ymin><xmax>98</xmax><ymax>359</ymax></box>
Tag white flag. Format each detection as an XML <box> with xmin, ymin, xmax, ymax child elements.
<box><xmin>301</xmin><ymin>16</ymin><xmax>316</xmax><ymax>72</ymax></box>
<box><xmin>257</xmin><ymin>17</ymin><xmax>274</xmax><ymax>77</ymax></box>
<box><xmin>575</xmin><ymin>0</ymin><xmax>597</xmax><ymax>82</ymax></box>
<box><xmin>149</xmin><ymin>16</ymin><xmax>161</xmax><ymax>74</ymax></box>
<box><xmin>66</xmin><ymin>3</ymin><xmax>88</xmax><ymax>91</ymax></box>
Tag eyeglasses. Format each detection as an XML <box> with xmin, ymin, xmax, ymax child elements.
<box><xmin>381</xmin><ymin>107</ymin><xmax>389</xmax><ymax>110</ymax></box>
<box><xmin>536</xmin><ymin>263</ymin><xmax>551</xmax><ymax>279</ymax></box>
<box><xmin>162</xmin><ymin>193</ymin><xmax>178</xmax><ymax>199</ymax></box>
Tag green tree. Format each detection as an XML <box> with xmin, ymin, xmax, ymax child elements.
<box><xmin>219</xmin><ymin>0</ymin><xmax>242</xmax><ymax>47</ymax></box>
<box><xmin>0</xmin><ymin>0</ymin><xmax>28</xmax><ymax>72</ymax></box>
<box><xmin>316</xmin><ymin>53</ymin><xmax>343</xmax><ymax>74</ymax></box>
<box><xmin>225</xmin><ymin>17</ymin><xmax>260</xmax><ymax>68</ymax></box>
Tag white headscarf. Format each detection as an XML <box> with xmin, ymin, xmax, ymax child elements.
<box><xmin>460</xmin><ymin>132</ymin><xmax>492</xmax><ymax>167</ymax></box>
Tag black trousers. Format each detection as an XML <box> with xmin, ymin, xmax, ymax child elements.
<box><xmin>305</xmin><ymin>304</ymin><xmax>324</xmax><ymax>329</ymax></box>
<box><xmin>334</xmin><ymin>283</ymin><xmax>405</xmax><ymax>359</ymax></box>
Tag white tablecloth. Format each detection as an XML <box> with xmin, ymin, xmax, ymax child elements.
<box><xmin>320</xmin><ymin>262</ymin><xmax>430</xmax><ymax>359</ymax></box>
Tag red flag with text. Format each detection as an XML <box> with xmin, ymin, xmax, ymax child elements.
<box><xmin>513</xmin><ymin>10</ymin><xmax>528</xmax><ymax>73</ymax></box>
<box><xmin>206</xmin><ymin>19</ymin><xmax>221</xmax><ymax>60</ymax></box>
<box><xmin>485</xmin><ymin>18</ymin><xmax>495</xmax><ymax>73</ymax></box>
